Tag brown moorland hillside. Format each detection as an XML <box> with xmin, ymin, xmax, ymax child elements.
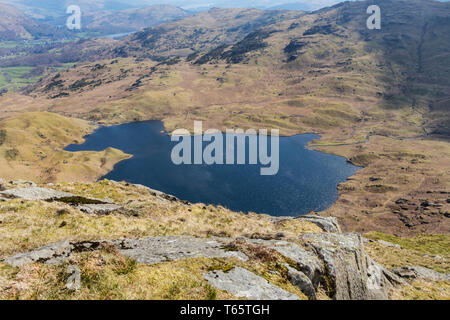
<box><xmin>0</xmin><ymin>0</ymin><xmax>449</xmax><ymax>236</ymax></box>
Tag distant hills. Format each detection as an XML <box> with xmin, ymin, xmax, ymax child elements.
<box><xmin>0</xmin><ymin>3</ymin><xmax>67</xmax><ymax>40</ymax></box>
<box><xmin>267</xmin><ymin>3</ymin><xmax>311</xmax><ymax>11</ymax></box>
<box><xmin>3</xmin><ymin>0</ymin><xmax>449</xmax><ymax>135</ymax></box>
<box><xmin>105</xmin><ymin>0</ymin><xmax>449</xmax><ymax>134</ymax></box>
<box><xmin>24</xmin><ymin>0</ymin><xmax>448</xmax><ymax>136</ymax></box>
<box><xmin>84</xmin><ymin>5</ymin><xmax>188</xmax><ymax>34</ymax></box>
<box><xmin>0</xmin><ymin>0</ymin><xmax>135</xmax><ymax>19</ymax></box>
<box><xmin>112</xmin><ymin>8</ymin><xmax>304</xmax><ymax>59</ymax></box>
<box><xmin>50</xmin><ymin>4</ymin><xmax>190</xmax><ymax>35</ymax></box>
<box><xmin>0</xmin><ymin>2</ymin><xmax>190</xmax><ymax>39</ymax></box>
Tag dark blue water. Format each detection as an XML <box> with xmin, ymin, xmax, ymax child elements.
<box><xmin>66</xmin><ymin>121</ymin><xmax>359</xmax><ymax>216</ymax></box>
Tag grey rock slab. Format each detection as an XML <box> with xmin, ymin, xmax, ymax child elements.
<box><xmin>377</xmin><ymin>240</ymin><xmax>402</xmax><ymax>249</ymax></box>
<box><xmin>3</xmin><ymin>236</ymin><xmax>247</xmax><ymax>268</ymax></box>
<box><xmin>204</xmin><ymin>267</ymin><xmax>300</xmax><ymax>300</ymax></box>
<box><xmin>113</xmin><ymin>236</ymin><xmax>248</xmax><ymax>264</ymax></box>
<box><xmin>0</xmin><ymin>187</ymin><xmax>74</xmax><ymax>201</ymax></box>
<box><xmin>3</xmin><ymin>241</ymin><xmax>107</xmax><ymax>268</ymax></box>
<box><xmin>295</xmin><ymin>215</ymin><xmax>342</xmax><ymax>233</ymax></box>
<box><xmin>4</xmin><ymin>241</ymin><xmax>74</xmax><ymax>267</ymax></box>
<box><xmin>392</xmin><ymin>266</ymin><xmax>450</xmax><ymax>281</ymax></box>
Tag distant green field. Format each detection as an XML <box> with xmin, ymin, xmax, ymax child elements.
<box><xmin>0</xmin><ymin>42</ymin><xmax>21</xmax><ymax>49</ymax></box>
<box><xmin>0</xmin><ymin>40</ymin><xmax>51</xmax><ymax>49</ymax></box>
<box><xmin>0</xmin><ymin>63</ymin><xmax>75</xmax><ymax>91</ymax></box>
<box><xmin>0</xmin><ymin>67</ymin><xmax>36</xmax><ymax>91</ymax></box>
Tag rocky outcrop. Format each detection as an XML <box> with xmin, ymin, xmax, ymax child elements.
<box><xmin>269</xmin><ymin>215</ymin><xmax>341</xmax><ymax>233</ymax></box>
<box><xmin>129</xmin><ymin>183</ymin><xmax>190</xmax><ymax>204</ymax></box>
<box><xmin>0</xmin><ymin>181</ymin><xmax>405</xmax><ymax>301</ymax></box>
<box><xmin>300</xmin><ymin>233</ymin><xmax>405</xmax><ymax>300</ymax></box>
<box><xmin>243</xmin><ymin>238</ymin><xmax>324</xmax><ymax>290</ymax></box>
<box><xmin>204</xmin><ymin>267</ymin><xmax>299</xmax><ymax>300</ymax></box>
<box><xmin>296</xmin><ymin>215</ymin><xmax>341</xmax><ymax>233</ymax></box>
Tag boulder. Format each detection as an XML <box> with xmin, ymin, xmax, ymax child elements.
<box><xmin>300</xmin><ymin>233</ymin><xmax>404</xmax><ymax>300</ymax></box>
<box><xmin>3</xmin><ymin>240</ymin><xmax>107</xmax><ymax>268</ymax></box>
<box><xmin>204</xmin><ymin>267</ymin><xmax>300</xmax><ymax>300</ymax></box>
<box><xmin>10</xmin><ymin>180</ymin><xmax>37</xmax><ymax>187</ymax></box>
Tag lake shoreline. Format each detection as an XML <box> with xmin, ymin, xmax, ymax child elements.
<box><xmin>66</xmin><ymin>120</ymin><xmax>361</xmax><ymax>217</ymax></box>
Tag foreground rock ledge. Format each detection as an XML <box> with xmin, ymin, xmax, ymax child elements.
<box><xmin>2</xmin><ymin>234</ymin><xmax>404</xmax><ymax>300</ymax></box>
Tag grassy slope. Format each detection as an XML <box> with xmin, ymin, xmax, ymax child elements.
<box><xmin>365</xmin><ymin>231</ymin><xmax>450</xmax><ymax>300</ymax></box>
<box><xmin>0</xmin><ymin>179</ymin><xmax>320</xmax><ymax>300</ymax></box>
<box><xmin>0</xmin><ymin>179</ymin><xmax>447</xmax><ymax>300</ymax></box>
<box><xmin>0</xmin><ymin>112</ymin><xmax>130</xmax><ymax>183</ymax></box>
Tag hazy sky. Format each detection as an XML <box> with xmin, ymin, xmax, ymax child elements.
<box><xmin>123</xmin><ymin>0</ymin><xmax>450</xmax><ymax>10</ymax></box>
<box><xmin>1</xmin><ymin>0</ymin><xmax>341</xmax><ymax>11</ymax></box>
<box><xmin>3</xmin><ymin>0</ymin><xmax>449</xmax><ymax>13</ymax></box>
<box><xmin>126</xmin><ymin>0</ymin><xmax>343</xmax><ymax>10</ymax></box>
